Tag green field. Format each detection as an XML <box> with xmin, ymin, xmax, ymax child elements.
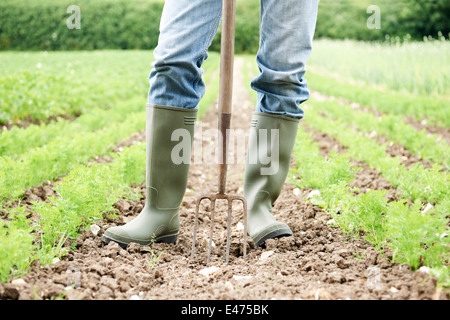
<box><xmin>0</xmin><ymin>40</ymin><xmax>449</xmax><ymax>287</ymax></box>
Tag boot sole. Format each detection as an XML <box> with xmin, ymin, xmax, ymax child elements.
<box><xmin>253</xmin><ymin>228</ymin><xmax>293</xmax><ymax>248</ymax></box>
<box><xmin>102</xmin><ymin>234</ymin><xmax>178</xmax><ymax>250</ymax></box>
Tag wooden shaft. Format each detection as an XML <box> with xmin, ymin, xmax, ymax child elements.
<box><xmin>218</xmin><ymin>0</ymin><xmax>236</xmax><ymax>115</ymax></box>
<box><xmin>217</xmin><ymin>0</ymin><xmax>236</xmax><ymax>194</ymax></box>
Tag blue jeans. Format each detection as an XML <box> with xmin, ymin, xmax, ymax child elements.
<box><xmin>148</xmin><ymin>0</ymin><xmax>318</xmax><ymax>119</ymax></box>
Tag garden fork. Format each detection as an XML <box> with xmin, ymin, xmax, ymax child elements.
<box><xmin>191</xmin><ymin>0</ymin><xmax>247</xmax><ymax>264</ymax></box>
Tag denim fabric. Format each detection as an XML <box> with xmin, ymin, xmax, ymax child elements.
<box><xmin>148</xmin><ymin>0</ymin><xmax>319</xmax><ymax>119</ymax></box>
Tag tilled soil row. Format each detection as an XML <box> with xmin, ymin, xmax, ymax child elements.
<box><xmin>310</xmin><ymin>90</ymin><xmax>450</xmax><ymax>145</ymax></box>
<box><xmin>0</xmin><ymin>114</ymin><xmax>81</xmax><ymax>133</ymax></box>
<box><xmin>0</xmin><ymin>58</ymin><xmax>447</xmax><ymax>300</ymax></box>
<box><xmin>305</xmin><ymin>127</ymin><xmax>402</xmax><ymax>203</ymax></box>
<box><xmin>321</xmin><ymin>120</ymin><xmax>435</xmax><ymax>170</ymax></box>
<box><xmin>0</xmin><ymin>130</ymin><xmax>145</xmax><ymax>212</ymax></box>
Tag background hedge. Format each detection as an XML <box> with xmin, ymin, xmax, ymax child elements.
<box><xmin>0</xmin><ymin>0</ymin><xmax>259</xmax><ymax>53</ymax></box>
<box><xmin>1</xmin><ymin>0</ymin><xmax>449</xmax><ymax>53</ymax></box>
<box><xmin>0</xmin><ymin>0</ymin><xmax>164</xmax><ymax>51</ymax></box>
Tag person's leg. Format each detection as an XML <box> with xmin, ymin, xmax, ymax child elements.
<box><xmin>103</xmin><ymin>0</ymin><xmax>222</xmax><ymax>248</ymax></box>
<box><xmin>251</xmin><ymin>0</ymin><xmax>319</xmax><ymax>119</ymax></box>
<box><xmin>148</xmin><ymin>0</ymin><xmax>222</xmax><ymax>109</ymax></box>
<box><xmin>244</xmin><ymin>0</ymin><xmax>319</xmax><ymax>247</ymax></box>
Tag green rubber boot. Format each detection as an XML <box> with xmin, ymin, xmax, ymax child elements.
<box><xmin>102</xmin><ymin>104</ymin><xmax>197</xmax><ymax>249</ymax></box>
<box><xmin>244</xmin><ymin>112</ymin><xmax>299</xmax><ymax>247</ymax></box>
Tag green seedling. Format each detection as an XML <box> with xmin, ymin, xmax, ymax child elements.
<box><xmin>147</xmin><ymin>248</ymin><xmax>167</xmax><ymax>269</ymax></box>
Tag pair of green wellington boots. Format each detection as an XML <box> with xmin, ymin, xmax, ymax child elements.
<box><xmin>102</xmin><ymin>104</ymin><xmax>299</xmax><ymax>249</ymax></box>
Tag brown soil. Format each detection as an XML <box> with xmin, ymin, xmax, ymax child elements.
<box><xmin>0</xmin><ymin>58</ymin><xmax>448</xmax><ymax>301</ymax></box>
<box><xmin>0</xmin><ymin>113</ymin><xmax>80</xmax><ymax>132</ymax></box>
<box><xmin>404</xmin><ymin>117</ymin><xmax>450</xmax><ymax>145</ymax></box>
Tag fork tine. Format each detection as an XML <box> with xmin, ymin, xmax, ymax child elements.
<box><xmin>225</xmin><ymin>199</ymin><xmax>233</xmax><ymax>264</ymax></box>
<box><xmin>241</xmin><ymin>197</ymin><xmax>247</xmax><ymax>261</ymax></box>
<box><xmin>191</xmin><ymin>197</ymin><xmax>201</xmax><ymax>258</ymax></box>
<box><xmin>207</xmin><ymin>198</ymin><xmax>216</xmax><ymax>265</ymax></box>
<box><xmin>192</xmin><ymin>194</ymin><xmax>247</xmax><ymax>264</ymax></box>
<box><xmin>232</xmin><ymin>196</ymin><xmax>247</xmax><ymax>261</ymax></box>
<box><xmin>192</xmin><ymin>196</ymin><xmax>211</xmax><ymax>258</ymax></box>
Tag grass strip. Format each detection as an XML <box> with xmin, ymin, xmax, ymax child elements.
<box><xmin>242</xmin><ymin>54</ymin><xmax>258</xmax><ymax>102</ymax></box>
<box><xmin>308</xmin><ymin>40</ymin><xmax>449</xmax><ymax>97</ymax></box>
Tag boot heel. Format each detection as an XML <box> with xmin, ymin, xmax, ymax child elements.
<box><xmin>156</xmin><ymin>234</ymin><xmax>178</xmax><ymax>244</ymax></box>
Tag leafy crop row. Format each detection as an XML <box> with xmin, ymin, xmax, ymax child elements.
<box><xmin>0</xmin><ymin>97</ymin><xmax>143</xmax><ymax>158</ymax></box>
<box><xmin>304</xmin><ymin>108</ymin><xmax>449</xmax><ymax>205</ymax></box>
<box><xmin>0</xmin><ymin>51</ymin><xmax>151</xmax><ymax>125</ymax></box>
<box><xmin>0</xmin><ymin>104</ymin><xmax>146</xmax><ymax>205</ymax></box>
<box><xmin>305</xmin><ymin>71</ymin><xmax>450</xmax><ymax>128</ymax></box>
<box><xmin>292</xmin><ymin>128</ymin><xmax>449</xmax><ymax>286</ymax></box>
<box><xmin>0</xmin><ymin>140</ymin><xmax>146</xmax><ymax>282</ymax></box>
<box><xmin>0</xmin><ymin>52</ymin><xmax>221</xmax><ymax>283</ymax></box>
<box><xmin>306</xmin><ymin>98</ymin><xmax>450</xmax><ymax>168</ymax></box>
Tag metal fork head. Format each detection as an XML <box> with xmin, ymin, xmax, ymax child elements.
<box><xmin>191</xmin><ymin>193</ymin><xmax>247</xmax><ymax>264</ymax></box>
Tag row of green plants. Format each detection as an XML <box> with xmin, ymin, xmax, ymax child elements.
<box><xmin>304</xmin><ymin>108</ymin><xmax>449</xmax><ymax>206</ymax></box>
<box><xmin>291</xmin><ymin>127</ymin><xmax>449</xmax><ymax>287</ymax></box>
<box><xmin>305</xmin><ymin>71</ymin><xmax>450</xmax><ymax>129</ymax></box>
<box><xmin>0</xmin><ymin>50</ymin><xmax>151</xmax><ymax>125</ymax></box>
<box><xmin>0</xmin><ymin>99</ymin><xmax>147</xmax><ymax>204</ymax></box>
<box><xmin>0</xmin><ymin>139</ymin><xmax>146</xmax><ymax>282</ymax></box>
<box><xmin>0</xmin><ymin>51</ymin><xmax>221</xmax><ymax>283</ymax></box>
<box><xmin>197</xmin><ymin>54</ymin><xmax>221</xmax><ymax>119</ymax></box>
<box><xmin>0</xmin><ymin>51</ymin><xmax>220</xmax><ymax>158</ymax></box>
<box><xmin>306</xmin><ymin>97</ymin><xmax>449</xmax><ymax>169</ymax></box>
<box><xmin>0</xmin><ymin>97</ymin><xmax>144</xmax><ymax>158</ymax></box>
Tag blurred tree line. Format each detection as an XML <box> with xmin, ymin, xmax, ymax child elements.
<box><xmin>315</xmin><ymin>0</ymin><xmax>450</xmax><ymax>41</ymax></box>
<box><xmin>0</xmin><ymin>0</ymin><xmax>449</xmax><ymax>52</ymax></box>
